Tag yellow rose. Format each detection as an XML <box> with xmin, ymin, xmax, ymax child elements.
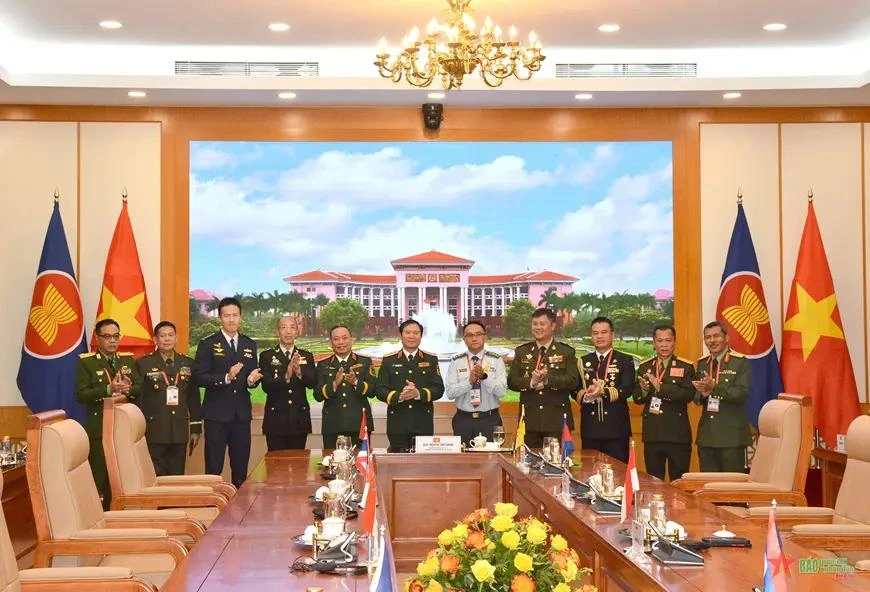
<box><xmin>438</xmin><ymin>529</ymin><xmax>455</xmax><ymax>546</ymax></box>
<box><xmin>417</xmin><ymin>556</ymin><xmax>439</xmax><ymax>578</ymax></box>
<box><xmin>501</xmin><ymin>530</ymin><xmax>521</xmax><ymax>550</ymax></box>
<box><xmin>560</xmin><ymin>559</ymin><xmax>579</xmax><ymax>582</ymax></box>
<box><xmin>526</xmin><ymin>523</ymin><xmax>547</xmax><ymax>545</ymax></box>
<box><xmin>451</xmin><ymin>523</ymin><xmax>469</xmax><ymax>540</ymax></box>
<box><xmin>550</xmin><ymin>534</ymin><xmax>568</xmax><ymax>551</ymax></box>
<box><xmin>426</xmin><ymin>580</ymin><xmax>444</xmax><ymax>592</ymax></box>
<box><xmin>486</xmin><ymin>539</ymin><xmax>496</xmax><ymax>551</ymax></box>
<box><xmin>471</xmin><ymin>559</ymin><xmax>496</xmax><ymax>582</ymax></box>
<box><xmin>553</xmin><ymin>583</ymin><xmax>571</xmax><ymax>592</ymax></box>
<box><xmin>490</xmin><ymin>514</ymin><xmax>514</xmax><ymax>532</ymax></box>
<box><xmin>514</xmin><ymin>552</ymin><xmax>534</xmax><ymax>572</ymax></box>
<box><xmin>495</xmin><ymin>502</ymin><xmax>519</xmax><ymax>518</ymax></box>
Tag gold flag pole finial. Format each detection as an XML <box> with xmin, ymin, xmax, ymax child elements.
<box><xmin>737</xmin><ymin>187</ymin><xmax>743</xmax><ymax>204</ymax></box>
<box><xmin>53</xmin><ymin>188</ymin><xmax>60</xmax><ymax>203</ymax></box>
<box><xmin>121</xmin><ymin>188</ymin><xmax>128</xmax><ymax>203</ymax></box>
<box><xmin>808</xmin><ymin>188</ymin><xmax>813</xmax><ymax>202</ymax></box>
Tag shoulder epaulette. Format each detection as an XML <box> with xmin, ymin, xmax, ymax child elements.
<box><xmin>419</xmin><ymin>349</ymin><xmax>437</xmax><ymax>358</ymax></box>
<box><xmin>484</xmin><ymin>350</ymin><xmax>501</xmax><ymax>359</ymax></box>
<box><xmin>557</xmin><ymin>342</ymin><xmax>576</xmax><ymax>352</ymax></box>
<box><xmin>297</xmin><ymin>347</ymin><xmax>313</xmax><ymax>355</ymax></box>
<box><xmin>729</xmin><ymin>351</ymin><xmax>744</xmax><ymax>358</ymax></box>
<box><xmin>677</xmin><ymin>356</ymin><xmax>694</xmax><ymax>365</ymax></box>
<box><xmin>639</xmin><ymin>356</ymin><xmax>655</xmax><ymax>365</ymax></box>
<box><xmin>79</xmin><ymin>352</ymin><xmax>96</xmax><ymax>358</ymax></box>
<box><xmin>354</xmin><ymin>353</ymin><xmax>372</xmax><ymax>363</ymax></box>
<box><xmin>119</xmin><ymin>352</ymin><xmax>135</xmax><ymax>357</ymax></box>
<box><xmin>696</xmin><ymin>356</ymin><xmax>709</xmax><ymax>364</ymax></box>
<box><xmin>451</xmin><ymin>352</ymin><xmax>466</xmax><ymax>361</ymax></box>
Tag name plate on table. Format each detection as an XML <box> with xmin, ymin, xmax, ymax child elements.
<box><xmin>415</xmin><ymin>436</ymin><xmax>462</xmax><ymax>453</ymax></box>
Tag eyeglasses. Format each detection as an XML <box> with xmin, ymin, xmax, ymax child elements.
<box><xmin>98</xmin><ymin>333</ymin><xmax>121</xmax><ymax>341</ymax></box>
<box><xmin>463</xmin><ymin>332</ymin><xmax>486</xmax><ymax>338</ymax></box>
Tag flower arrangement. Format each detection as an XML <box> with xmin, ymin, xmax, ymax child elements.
<box><xmin>406</xmin><ymin>502</ymin><xmax>597</xmax><ymax>592</ymax></box>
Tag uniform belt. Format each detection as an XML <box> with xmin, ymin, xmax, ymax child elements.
<box><xmin>455</xmin><ymin>408</ymin><xmax>500</xmax><ymax>419</ymax></box>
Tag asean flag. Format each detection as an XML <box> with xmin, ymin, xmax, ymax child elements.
<box><xmin>716</xmin><ymin>202</ymin><xmax>783</xmax><ymax>427</ymax></box>
<box><xmin>91</xmin><ymin>200</ymin><xmax>154</xmax><ymax>358</ymax></box>
<box><xmin>781</xmin><ymin>200</ymin><xmax>860</xmax><ymax>448</ymax></box>
<box><xmin>17</xmin><ymin>201</ymin><xmax>88</xmax><ymax>423</ymax></box>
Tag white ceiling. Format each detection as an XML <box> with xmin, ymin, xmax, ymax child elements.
<box><xmin>1</xmin><ymin>0</ymin><xmax>869</xmax><ymax>107</ymax></box>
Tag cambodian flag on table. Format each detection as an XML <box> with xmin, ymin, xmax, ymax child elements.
<box><xmin>17</xmin><ymin>201</ymin><xmax>87</xmax><ymax>424</ymax></box>
<box><xmin>356</xmin><ymin>409</ymin><xmax>369</xmax><ymax>474</ymax></box>
<box><xmin>716</xmin><ymin>202</ymin><xmax>783</xmax><ymax>427</ymax></box>
<box><xmin>762</xmin><ymin>502</ymin><xmax>793</xmax><ymax>591</ymax></box>
<box><xmin>561</xmin><ymin>413</ymin><xmax>574</xmax><ymax>462</ymax></box>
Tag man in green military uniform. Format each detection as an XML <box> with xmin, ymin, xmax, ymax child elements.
<box><xmin>376</xmin><ymin>319</ymin><xmax>445</xmax><ymax>452</ymax></box>
<box><xmin>691</xmin><ymin>320</ymin><xmax>752</xmax><ymax>473</ymax></box>
<box><xmin>134</xmin><ymin>321</ymin><xmax>201</xmax><ymax>476</ymax></box>
<box><xmin>315</xmin><ymin>325</ymin><xmax>376</xmax><ymax>448</ymax></box>
<box><xmin>507</xmin><ymin>308</ymin><xmax>580</xmax><ymax>449</ymax></box>
<box><xmin>634</xmin><ymin>324</ymin><xmax>695</xmax><ymax>481</ymax></box>
<box><xmin>75</xmin><ymin>318</ymin><xmax>141</xmax><ymax>509</ymax></box>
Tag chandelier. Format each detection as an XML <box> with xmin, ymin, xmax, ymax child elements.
<box><xmin>373</xmin><ymin>0</ymin><xmax>545</xmax><ymax>90</ymax></box>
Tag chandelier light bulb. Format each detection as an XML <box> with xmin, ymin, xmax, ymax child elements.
<box><xmin>509</xmin><ymin>25</ymin><xmax>517</xmax><ymax>40</ymax></box>
<box><xmin>494</xmin><ymin>25</ymin><xmax>502</xmax><ymax>39</ymax></box>
<box><xmin>378</xmin><ymin>37</ymin><xmax>388</xmax><ymax>50</ymax></box>
<box><xmin>409</xmin><ymin>26</ymin><xmax>420</xmax><ymax>42</ymax></box>
<box><xmin>427</xmin><ymin>18</ymin><xmax>439</xmax><ymax>34</ymax></box>
<box><xmin>463</xmin><ymin>14</ymin><xmax>476</xmax><ymax>30</ymax></box>
<box><xmin>529</xmin><ymin>31</ymin><xmax>538</xmax><ymax>44</ymax></box>
<box><xmin>484</xmin><ymin>17</ymin><xmax>493</xmax><ymax>30</ymax></box>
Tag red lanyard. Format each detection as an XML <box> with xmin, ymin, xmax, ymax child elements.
<box><xmin>161</xmin><ymin>371</ymin><xmax>180</xmax><ymax>386</ymax></box>
<box><xmin>707</xmin><ymin>354</ymin><xmax>727</xmax><ymax>384</ymax></box>
<box><xmin>535</xmin><ymin>347</ymin><xmax>546</xmax><ymax>370</ymax></box>
<box><xmin>102</xmin><ymin>369</ymin><xmax>116</xmax><ymax>383</ymax></box>
<box><xmin>596</xmin><ymin>351</ymin><xmax>613</xmax><ymax>380</ymax></box>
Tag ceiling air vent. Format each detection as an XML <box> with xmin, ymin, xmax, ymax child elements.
<box><xmin>174</xmin><ymin>61</ymin><xmax>319</xmax><ymax>77</ymax></box>
<box><xmin>555</xmin><ymin>63</ymin><xmax>697</xmax><ymax>79</ymax></box>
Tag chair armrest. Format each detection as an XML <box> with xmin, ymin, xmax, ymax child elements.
<box><xmin>789</xmin><ymin>524</ymin><xmax>870</xmax><ymax>551</ymax></box>
<box><xmin>34</xmin><ymin>536</ymin><xmax>187</xmax><ymax>568</ymax></box>
<box><xmin>20</xmin><ymin>567</ymin><xmax>133</xmax><ymax>580</ymax></box>
<box><xmin>103</xmin><ymin>512</ymin><xmax>206</xmax><ymax>543</ymax></box>
<box><xmin>139</xmin><ymin>485</ymin><xmax>214</xmax><ymax>495</ymax></box>
<box><xmin>745</xmin><ymin>506</ymin><xmax>834</xmax><ymax>529</ymax></box>
<box><xmin>104</xmin><ymin>510</ymin><xmax>187</xmax><ymax>520</ymax></box>
<box><xmin>671</xmin><ymin>472</ymin><xmax>751</xmax><ymax>492</ymax></box>
<box><xmin>20</xmin><ymin>569</ymin><xmax>158</xmax><ymax>592</ymax></box>
<box><xmin>111</xmin><ymin>491</ymin><xmax>228</xmax><ymax>510</ymax></box>
<box><xmin>153</xmin><ymin>477</ymin><xmax>237</xmax><ymax>498</ymax></box>
<box><xmin>70</xmin><ymin>528</ymin><xmax>167</xmax><ymax>539</ymax></box>
<box><xmin>695</xmin><ymin>487</ymin><xmax>807</xmax><ymax>507</ymax></box>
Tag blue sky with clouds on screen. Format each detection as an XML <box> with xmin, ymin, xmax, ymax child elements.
<box><xmin>189</xmin><ymin>141</ymin><xmax>673</xmax><ymax>297</ymax></box>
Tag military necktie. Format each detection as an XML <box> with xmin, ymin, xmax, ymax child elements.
<box><xmin>471</xmin><ymin>355</ymin><xmax>481</xmax><ymax>390</ymax></box>
<box><xmin>599</xmin><ymin>354</ymin><xmax>606</xmax><ymax>365</ymax></box>
<box><xmin>407</xmin><ymin>353</ymin><xmax>415</xmax><ymax>364</ymax></box>
<box><xmin>230</xmin><ymin>338</ymin><xmax>237</xmax><ymax>354</ymax></box>
<box><xmin>107</xmin><ymin>356</ymin><xmax>117</xmax><ymax>373</ymax></box>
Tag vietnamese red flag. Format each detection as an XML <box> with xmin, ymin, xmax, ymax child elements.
<box><xmin>781</xmin><ymin>201</ymin><xmax>860</xmax><ymax>448</ymax></box>
<box><xmin>91</xmin><ymin>200</ymin><xmax>154</xmax><ymax>358</ymax></box>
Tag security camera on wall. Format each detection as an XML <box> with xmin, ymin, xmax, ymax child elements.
<box><xmin>422</xmin><ymin>103</ymin><xmax>443</xmax><ymax>131</ymax></box>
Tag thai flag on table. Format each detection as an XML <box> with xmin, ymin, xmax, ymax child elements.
<box><xmin>369</xmin><ymin>532</ymin><xmax>393</xmax><ymax>592</ymax></box>
<box><xmin>356</xmin><ymin>409</ymin><xmax>369</xmax><ymax>474</ymax></box>
<box><xmin>17</xmin><ymin>201</ymin><xmax>88</xmax><ymax>424</ymax></box>
<box><xmin>560</xmin><ymin>413</ymin><xmax>574</xmax><ymax>462</ymax></box>
<box><xmin>762</xmin><ymin>501</ymin><xmax>792</xmax><ymax>592</ymax></box>
<box><xmin>716</xmin><ymin>201</ymin><xmax>783</xmax><ymax>427</ymax></box>
<box><xmin>621</xmin><ymin>441</ymin><xmax>640</xmax><ymax>524</ymax></box>
<box><xmin>360</xmin><ymin>457</ymin><xmax>377</xmax><ymax>535</ymax></box>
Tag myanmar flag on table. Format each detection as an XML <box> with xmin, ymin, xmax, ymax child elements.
<box><xmin>91</xmin><ymin>200</ymin><xmax>154</xmax><ymax>358</ymax></box>
<box><xmin>781</xmin><ymin>200</ymin><xmax>860</xmax><ymax>448</ymax></box>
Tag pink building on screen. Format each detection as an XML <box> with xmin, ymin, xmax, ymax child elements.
<box><xmin>284</xmin><ymin>250</ymin><xmax>577</xmax><ymax>324</ymax></box>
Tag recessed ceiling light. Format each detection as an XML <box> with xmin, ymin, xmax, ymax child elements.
<box><xmin>99</xmin><ymin>20</ymin><xmax>123</xmax><ymax>29</ymax></box>
<box><xmin>763</xmin><ymin>23</ymin><xmax>787</xmax><ymax>31</ymax></box>
<box><xmin>598</xmin><ymin>24</ymin><xmax>620</xmax><ymax>33</ymax></box>
<box><xmin>278</xmin><ymin>92</ymin><xmax>297</xmax><ymax>100</ymax></box>
<box><xmin>574</xmin><ymin>93</ymin><xmax>593</xmax><ymax>100</ymax></box>
<box><xmin>268</xmin><ymin>22</ymin><xmax>291</xmax><ymax>32</ymax></box>
<box><xmin>127</xmin><ymin>91</ymin><xmax>146</xmax><ymax>98</ymax></box>
<box><xmin>427</xmin><ymin>92</ymin><xmax>445</xmax><ymax>99</ymax></box>
<box><xmin>723</xmin><ymin>92</ymin><xmax>742</xmax><ymax>99</ymax></box>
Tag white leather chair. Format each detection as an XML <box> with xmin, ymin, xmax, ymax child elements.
<box><xmin>25</xmin><ymin>410</ymin><xmax>188</xmax><ymax>589</ymax></box>
<box><xmin>102</xmin><ymin>397</ymin><xmax>232</xmax><ymax>526</ymax></box>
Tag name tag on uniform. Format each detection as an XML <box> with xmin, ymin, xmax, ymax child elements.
<box><xmin>649</xmin><ymin>396</ymin><xmax>662</xmax><ymax>414</ymax></box>
<box><xmin>166</xmin><ymin>386</ymin><xmax>179</xmax><ymax>406</ymax></box>
<box><xmin>707</xmin><ymin>396</ymin><xmax>720</xmax><ymax>413</ymax></box>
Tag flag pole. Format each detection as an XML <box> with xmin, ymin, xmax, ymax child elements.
<box><xmin>54</xmin><ymin>188</ymin><xmax>59</xmax><ymax>203</ymax></box>
<box><xmin>736</xmin><ymin>187</ymin><xmax>742</xmax><ymax>204</ymax></box>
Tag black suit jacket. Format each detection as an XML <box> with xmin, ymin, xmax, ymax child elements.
<box><xmin>135</xmin><ymin>351</ymin><xmax>202</xmax><ymax>444</ymax></box>
<box><xmin>258</xmin><ymin>345</ymin><xmax>315</xmax><ymax>436</ymax></box>
<box><xmin>193</xmin><ymin>332</ymin><xmax>259</xmax><ymax>423</ymax></box>
<box><xmin>578</xmin><ymin>350</ymin><xmax>635</xmax><ymax>440</ymax></box>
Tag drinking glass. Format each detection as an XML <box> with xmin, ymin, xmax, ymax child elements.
<box><xmin>542</xmin><ymin>437</ymin><xmax>559</xmax><ymax>463</ymax></box>
<box><xmin>492</xmin><ymin>426</ymin><xmax>505</xmax><ymax>448</ymax></box>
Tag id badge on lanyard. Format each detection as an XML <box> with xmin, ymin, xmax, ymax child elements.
<box><xmin>707</xmin><ymin>396</ymin><xmax>720</xmax><ymax>413</ymax></box>
<box><xmin>649</xmin><ymin>396</ymin><xmax>662</xmax><ymax>414</ymax></box>
<box><xmin>166</xmin><ymin>386</ymin><xmax>180</xmax><ymax>406</ymax></box>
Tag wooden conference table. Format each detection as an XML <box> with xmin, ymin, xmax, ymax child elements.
<box><xmin>162</xmin><ymin>449</ymin><xmax>870</xmax><ymax>592</ymax></box>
